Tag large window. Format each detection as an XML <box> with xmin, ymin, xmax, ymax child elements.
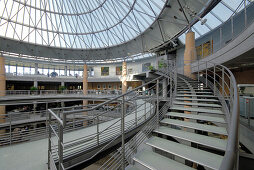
<box><xmin>142</xmin><ymin>63</ymin><xmax>151</xmax><ymax>72</ymax></box>
<box><xmin>101</xmin><ymin>67</ymin><xmax>109</xmax><ymax>76</ymax></box>
<box><xmin>116</xmin><ymin>66</ymin><xmax>122</xmax><ymax>75</ymax></box>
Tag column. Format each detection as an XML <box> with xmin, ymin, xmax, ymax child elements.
<box><xmin>35</xmin><ymin>63</ymin><xmax>38</xmax><ymax>75</ymax></box>
<box><xmin>142</xmin><ymin>80</ymin><xmax>146</xmax><ymax>92</ymax></box>
<box><xmin>83</xmin><ymin>64</ymin><xmax>88</xmax><ymax>126</ymax></box>
<box><xmin>64</xmin><ymin>66</ymin><xmax>67</xmax><ymax>76</ymax></box>
<box><xmin>184</xmin><ymin>31</ymin><xmax>197</xmax><ymax>79</ymax></box>
<box><xmin>163</xmin><ymin>79</ymin><xmax>168</xmax><ymax>98</ymax></box>
<box><xmin>122</xmin><ymin>61</ymin><xmax>127</xmax><ymax>94</ymax></box>
<box><xmin>34</xmin><ymin>81</ymin><xmax>38</xmax><ymax>87</ymax></box>
<box><xmin>61</xmin><ymin>81</ymin><xmax>65</xmax><ymax>87</ymax></box>
<box><xmin>0</xmin><ymin>56</ymin><xmax>6</xmax><ymax>133</ymax></box>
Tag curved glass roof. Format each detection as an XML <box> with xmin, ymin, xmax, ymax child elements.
<box><xmin>0</xmin><ymin>0</ymin><xmax>166</xmax><ymax>49</ymax></box>
<box><xmin>178</xmin><ymin>0</ymin><xmax>252</xmax><ymax>43</ymax></box>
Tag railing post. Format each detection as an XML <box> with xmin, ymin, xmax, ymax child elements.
<box><xmin>48</xmin><ymin>111</ymin><xmax>52</xmax><ymax>170</ymax></box>
<box><xmin>58</xmin><ymin>122</ymin><xmax>63</xmax><ymax>170</ymax></box>
<box><xmin>197</xmin><ymin>60</ymin><xmax>200</xmax><ymax>82</ymax></box>
<box><xmin>121</xmin><ymin>95</ymin><xmax>125</xmax><ymax>170</ymax></box>
<box><xmin>214</xmin><ymin>64</ymin><xmax>216</xmax><ymax>95</ymax></box>
<box><xmin>97</xmin><ymin>114</ymin><xmax>99</xmax><ymax>146</ymax></box>
<box><xmin>135</xmin><ymin>101</ymin><xmax>137</xmax><ymax>127</ymax></box>
<box><xmin>156</xmin><ymin>79</ymin><xmax>159</xmax><ymax>126</ymax></box>
<box><xmin>46</xmin><ymin>103</ymin><xmax>48</xmax><ymax>135</ymax></box>
<box><xmin>222</xmin><ymin>68</ymin><xmax>225</xmax><ymax>97</ymax></box>
<box><xmin>206</xmin><ymin>62</ymin><xmax>208</xmax><ymax>87</ymax></box>
<box><xmin>144</xmin><ymin>100</ymin><xmax>146</xmax><ymax>120</ymax></box>
<box><xmin>9</xmin><ymin>113</ymin><xmax>12</xmax><ymax>145</ymax></box>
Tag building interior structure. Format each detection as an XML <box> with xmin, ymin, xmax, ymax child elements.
<box><xmin>0</xmin><ymin>0</ymin><xmax>254</xmax><ymax>170</ymax></box>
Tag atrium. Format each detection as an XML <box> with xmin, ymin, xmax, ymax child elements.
<box><xmin>0</xmin><ymin>0</ymin><xmax>254</xmax><ymax>170</ymax></box>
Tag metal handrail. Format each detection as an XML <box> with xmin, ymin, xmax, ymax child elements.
<box><xmin>47</xmin><ymin>60</ymin><xmax>176</xmax><ymax>170</ymax></box>
<box><xmin>180</xmin><ymin>59</ymin><xmax>239</xmax><ymax>170</ymax></box>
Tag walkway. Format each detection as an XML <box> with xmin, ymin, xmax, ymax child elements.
<box><xmin>0</xmin><ymin>99</ymin><xmax>152</xmax><ymax>170</ymax></box>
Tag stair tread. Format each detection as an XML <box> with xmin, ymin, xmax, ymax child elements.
<box><xmin>177</xmin><ymin>94</ymin><xmax>217</xmax><ymax>98</ymax></box>
<box><xmin>146</xmin><ymin>137</ymin><xmax>223</xmax><ymax>170</ymax></box>
<box><xmin>173</xmin><ymin>101</ymin><xmax>221</xmax><ymax>108</ymax></box>
<box><xmin>175</xmin><ymin>98</ymin><xmax>219</xmax><ymax>102</ymax></box>
<box><xmin>177</xmin><ymin>91</ymin><xmax>213</xmax><ymax>94</ymax></box>
<box><xmin>171</xmin><ymin>106</ymin><xmax>224</xmax><ymax>114</ymax></box>
<box><xmin>165</xmin><ymin>112</ymin><xmax>225</xmax><ymax>123</ymax></box>
<box><xmin>126</xmin><ymin>166</ymin><xmax>139</xmax><ymax>170</ymax></box>
<box><xmin>177</xmin><ymin>89</ymin><xmax>211</xmax><ymax>91</ymax></box>
<box><xmin>133</xmin><ymin>150</ymin><xmax>194</xmax><ymax>170</ymax></box>
<box><xmin>161</xmin><ymin>119</ymin><xmax>228</xmax><ymax>135</ymax></box>
<box><xmin>154</xmin><ymin>126</ymin><xmax>227</xmax><ymax>151</ymax></box>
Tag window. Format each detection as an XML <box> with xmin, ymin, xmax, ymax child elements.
<box><xmin>103</xmin><ymin>84</ymin><xmax>106</xmax><ymax>89</ymax></box>
<box><xmin>101</xmin><ymin>67</ymin><xmax>109</xmax><ymax>76</ymax></box>
<box><xmin>119</xmin><ymin>85</ymin><xmax>122</xmax><ymax>89</ymax></box>
<box><xmin>128</xmin><ymin>68</ymin><xmax>133</xmax><ymax>74</ymax></box>
<box><xmin>114</xmin><ymin>85</ymin><xmax>117</xmax><ymax>89</ymax></box>
<box><xmin>142</xmin><ymin>63</ymin><xmax>151</xmax><ymax>72</ymax></box>
<box><xmin>97</xmin><ymin>85</ymin><xmax>101</xmax><ymax>89</ymax></box>
<box><xmin>108</xmin><ymin>84</ymin><xmax>112</xmax><ymax>89</ymax></box>
<box><xmin>116</xmin><ymin>66</ymin><xmax>122</xmax><ymax>75</ymax></box>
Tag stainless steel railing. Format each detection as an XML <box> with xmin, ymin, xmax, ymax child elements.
<box><xmin>179</xmin><ymin>60</ymin><xmax>239</xmax><ymax>170</ymax></box>
<box><xmin>0</xmin><ymin>89</ymin><xmax>122</xmax><ymax>96</ymax></box>
<box><xmin>47</xmin><ymin>60</ymin><xmax>177</xmax><ymax>170</ymax></box>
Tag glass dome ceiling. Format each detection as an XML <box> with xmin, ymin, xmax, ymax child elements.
<box><xmin>0</xmin><ymin>0</ymin><xmax>166</xmax><ymax>49</ymax></box>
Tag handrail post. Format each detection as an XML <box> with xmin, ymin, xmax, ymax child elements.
<box><xmin>135</xmin><ymin>101</ymin><xmax>137</xmax><ymax>127</ymax></box>
<box><xmin>97</xmin><ymin>113</ymin><xmax>99</xmax><ymax>146</ymax></box>
<box><xmin>58</xmin><ymin>122</ymin><xmax>63</xmax><ymax>170</ymax></box>
<box><xmin>214</xmin><ymin>64</ymin><xmax>216</xmax><ymax>95</ymax></box>
<box><xmin>197</xmin><ymin>60</ymin><xmax>200</xmax><ymax>82</ymax></box>
<box><xmin>156</xmin><ymin>79</ymin><xmax>159</xmax><ymax>126</ymax></box>
<box><xmin>206</xmin><ymin>62</ymin><xmax>208</xmax><ymax>87</ymax></box>
<box><xmin>121</xmin><ymin>95</ymin><xmax>125</xmax><ymax>170</ymax></box>
<box><xmin>48</xmin><ymin>110</ymin><xmax>52</xmax><ymax>170</ymax></box>
<box><xmin>9</xmin><ymin>113</ymin><xmax>12</xmax><ymax>145</ymax></box>
<box><xmin>144</xmin><ymin>100</ymin><xmax>147</xmax><ymax>120</ymax></box>
<box><xmin>222</xmin><ymin>68</ymin><xmax>225</xmax><ymax>97</ymax></box>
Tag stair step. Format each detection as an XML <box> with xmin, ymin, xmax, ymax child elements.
<box><xmin>177</xmin><ymin>94</ymin><xmax>217</xmax><ymax>98</ymax></box>
<box><xmin>146</xmin><ymin>137</ymin><xmax>223</xmax><ymax>170</ymax></box>
<box><xmin>173</xmin><ymin>101</ymin><xmax>221</xmax><ymax>108</ymax></box>
<box><xmin>171</xmin><ymin>106</ymin><xmax>224</xmax><ymax>115</ymax></box>
<box><xmin>175</xmin><ymin>98</ymin><xmax>219</xmax><ymax>102</ymax></box>
<box><xmin>154</xmin><ymin>127</ymin><xmax>227</xmax><ymax>151</ymax></box>
<box><xmin>160</xmin><ymin>119</ymin><xmax>228</xmax><ymax>135</ymax></box>
<box><xmin>133</xmin><ymin>150</ymin><xmax>194</xmax><ymax>170</ymax></box>
<box><xmin>165</xmin><ymin>112</ymin><xmax>225</xmax><ymax>123</ymax></box>
<box><xmin>126</xmin><ymin>166</ymin><xmax>139</xmax><ymax>170</ymax></box>
<box><xmin>177</xmin><ymin>91</ymin><xmax>213</xmax><ymax>94</ymax></box>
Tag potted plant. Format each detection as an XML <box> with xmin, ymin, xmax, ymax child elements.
<box><xmin>148</xmin><ymin>65</ymin><xmax>154</xmax><ymax>71</ymax></box>
<box><xmin>30</xmin><ymin>86</ymin><xmax>38</xmax><ymax>95</ymax></box>
<box><xmin>59</xmin><ymin>86</ymin><xmax>67</xmax><ymax>94</ymax></box>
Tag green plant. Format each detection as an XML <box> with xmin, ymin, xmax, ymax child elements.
<box><xmin>158</xmin><ymin>59</ymin><xmax>166</xmax><ymax>69</ymax></box>
<box><xmin>148</xmin><ymin>65</ymin><xmax>154</xmax><ymax>71</ymax></box>
<box><xmin>30</xmin><ymin>86</ymin><xmax>38</xmax><ymax>91</ymax></box>
<box><xmin>59</xmin><ymin>86</ymin><xmax>67</xmax><ymax>91</ymax></box>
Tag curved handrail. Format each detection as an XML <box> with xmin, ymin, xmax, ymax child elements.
<box><xmin>180</xmin><ymin>59</ymin><xmax>239</xmax><ymax>169</ymax></box>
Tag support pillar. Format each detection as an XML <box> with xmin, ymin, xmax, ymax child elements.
<box><xmin>122</xmin><ymin>61</ymin><xmax>127</xmax><ymax>94</ymax></box>
<box><xmin>184</xmin><ymin>31</ymin><xmax>197</xmax><ymax>79</ymax></box>
<box><xmin>64</xmin><ymin>66</ymin><xmax>67</xmax><ymax>76</ymax></box>
<box><xmin>35</xmin><ymin>63</ymin><xmax>38</xmax><ymax>75</ymax></box>
<box><xmin>0</xmin><ymin>56</ymin><xmax>6</xmax><ymax>133</ymax></box>
<box><xmin>83</xmin><ymin>64</ymin><xmax>88</xmax><ymax>126</ymax></box>
<box><xmin>34</xmin><ymin>81</ymin><xmax>38</xmax><ymax>87</ymax></box>
<box><xmin>163</xmin><ymin>79</ymin><xmax>168</xmax><ymax>98</ymax></box>
<box><xmin>61</xmin><ymin>81</ymin><xmax>64</xmax><ymax>87</ymax></box>
<box><xmin>142</xmin><ymin>80</ymin><xmax>146</xmax><ymax>94</ymax></box>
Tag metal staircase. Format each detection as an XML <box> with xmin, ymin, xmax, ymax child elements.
<box><xmin>130</xmin><ymin>78</ymin><xmax>227</xmax><ymax>170</ymax></box>
<box><xmin>100</xmin><ymin>61</ymin><xmax>239</xmax><ymax>170</ymax></box>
